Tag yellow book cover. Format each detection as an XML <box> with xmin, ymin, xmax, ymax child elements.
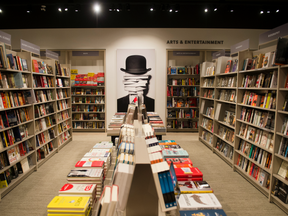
<box><xmin>5</xmin><ymin>92</ymin><xmax>11</xmax><ymax>108</ymax></box>
<box><xmin>3</xmin><ymin>131</ymin><xmax>8</xmax><ymax>147</ymax></box>
<box><xmin>47</xmin><ymin>206</ymin><xmax>91</xmax><ymax>216</ymax></box>
<box><xmin>47</xmin><ymin>196</ymin><xmax>90</xmax><ymax>212</ymax></box>
<box><xmin>265</xmin><ymin>93</ymin><xmax>271</xmax><ymax>108</ymax></box>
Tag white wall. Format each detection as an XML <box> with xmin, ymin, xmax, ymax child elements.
<box><xmin>2</xmin><ymin>28</ymin><xmax>268</xmax><ymax>127</ymax></box>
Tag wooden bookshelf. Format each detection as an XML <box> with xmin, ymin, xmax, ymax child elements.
<box><xmin>166</xmin><ymin>49</ymin><xmax>202</xmax><ymax>132</ymax></box>
<box><xmin>0</xmin><ymin>42</ymin><xmax>73</xmax><ymax>200</ymax></box>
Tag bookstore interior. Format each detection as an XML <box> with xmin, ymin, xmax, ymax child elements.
<box><xmin>1</xmin><ymin>1</ymin><xmax>288</xmax><ymax>215</ymax></box>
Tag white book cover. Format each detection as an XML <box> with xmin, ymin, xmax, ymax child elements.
<box><xmin>93</xmin><ymin>141</ymin><xmax>113</xmax><ymax>149</ymax></box>
<box><xmin>178</xmin><ymin>194</ymin><xmax>222</xmax><ymax>210</ymax></box>
<box><xmin>67</xmin><ymin>169</ymin><xmax>103</xmax><ymax>179</ymax></box>
<box><xmin>59</xmin><ymin>183</ymin><xmax>97</xmax><ymax>195</ymax></box>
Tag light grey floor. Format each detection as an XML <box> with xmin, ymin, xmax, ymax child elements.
<box><xmin>0</xmin><ymin>133</ymin><xmax>286</xmax><ymax>216</ymax></box>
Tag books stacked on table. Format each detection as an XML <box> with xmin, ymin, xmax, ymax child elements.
<box><xmin>47</xmin><ymin>196</ymin><xmax>92</xmax><ymax>216</ymax></box>
<box><xmin>147</xmin><ymin>112</ymin><xmax>166</xmax><ymax>133</ymax></box>
<box><xmin>93</xmin><ymin>141</ymin><xmax>114</xmax><ymax>149</ymax></box>
<box><xmin>108</xmin><ymin>113</ymin><xmax>126</xmax><ymax>130</ymax></box>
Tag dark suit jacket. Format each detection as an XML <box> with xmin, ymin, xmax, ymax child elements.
<box><xmin>117</xmin><ymin>95</ymin><xmax>155</xmax><ymax>112</ymax></box>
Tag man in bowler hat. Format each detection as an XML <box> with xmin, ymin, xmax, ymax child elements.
<box><xmin>117</xmin><ymin>55</ymin><xmax>155</xmax><ymax>112</ymax></box>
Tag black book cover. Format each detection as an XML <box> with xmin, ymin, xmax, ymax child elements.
<box><xmin>5</xmin><ymin>170</ymin><xmax>11</xmax><ymax>185</ymax></box>
<box><xmin>16</xmin><ymin>162</ymin><xmax>23</xmax><ymax>174</ymax></box>
<box><xmin>12</xmin><ymin>127</ymin><xmax>22</xmax><ymax>142</ymax></box>
<box><xmin>275</xmin><ymin>37</ymin><xmax>288</xmax><ymax>65</ymax></box>
<box><xmin>7</xmin><ymin>111</ymin><xmax>18</xmax><ymax>126</ymax></box>
<box><xmin>2</xmin><ymin>111</ymin><xmax>9</xmax><ymax>128</ymax></box>
<box><xmin>278</xmin><ymin>181</ymin><xmax>288</xmax><ymax>204</ymax></box>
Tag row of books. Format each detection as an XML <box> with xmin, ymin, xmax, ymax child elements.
<box><xmin>57</xmin><ymin>100</ymin><xmax>69</xmax><ymax>111</ymax></box>
<box><xmin>239</xmin><ymin>108</ymin><xmax>274</xmax><ymax>130</ymax></box>
<box><xmin>0</xmin><ymin>90</ymin><xmax>32</xmax><ymax>109</ymax></box>
<box><xmin>203</xmin><ymin>78</ymin><xmax>214</xmax><ymax>87</ymax></box>
<box><xmin>202</xmin><ymin>118</ymin><xmax>213</xmax><ymax>132</ymax></box>
<box><xmin>222</xmin><ymin>111</ymin><xmax>236</xmax><ymax>127</ymax></box>
<box><xmin>0</xmin><ymin>125</ymin><xmax>29</xmax><ymax>148</ymax></box>
<box><xmin>73</xmin><ymin>73</ymin><xmax>105</xmax><ymax>86</ymax></box>
<box><xmin>32</xmin><ymin>59</ymin><xmax>53</xmax><ymax>74</ymax></box>
<box><xmin>169</xmin><ymin>78</ymin><xmax>199</xmax><ymax>86</ymax></box>
<box><xmin>242</xmin><ymin>51</ymin><xmax>275</xmax><ymax>71</ymax></box>
<box><xmin>56</xmin><ymin>78</ymin><xmax>69</xmax><ymax>88</ymax></box>
<box><xmin>167</xmin><ymin>86</ymin><xmax>199</xmax><ymax>97</ymax></box>
<box><xmin>37</xmin><ymin>142</ymin><xmax>54</xmax><ymax>162</ymax></box>
<box><xmin>218</xmin><ymin>90</ymin><xmax>236</xmax><ymax>102</ymax></box>
<box><xmin>35</xmin><ymin>116</ymin><xmax>56</xmax><ymax>134</ymax></box>
<box><xmin>34</xmin><ymin>89</ymin><xmax>53</xmax><ymax>103</ymax></box>
<box><xmin>272</xmin><ymin>179</ymin><xmax>288</xmax><ymax>204</ymax></box>
<box><xmin>201</xmin><ymin>130</ymin><xmax>213</xmax><ymax>144</ymax></box>
<box><xmin>58</xmin><ymin>120</ymin><xmax>70</xmax><ymax>134</ymax></box>
<box><xmin>33</xmin><ymin>75</ymin><xmax>53</xmax><ymax>88</ymax></box>
<box><xmin>167</xmin><ymin>120</ymin><xmax>198</xmax><ymax>129</ymax></box>
<box><xmin>205</xmin><ymin>66</ymin><xmax>215</xmax><ymax>76</ymax></box>
<box><xmin>217</xmin><ymin>76</ymin><xmax>236</xmax><ymax>87</ymax></box>
<box><xmin>224</xmin><ymin>59</ymin><xmax>238</xmax><ymax>73</ymax></box>
<box><xmin>35</xmin><ymin>103</ymin><xmax>54</xmax><ymax>119</ymax></box>
<box><xmin>167</xmin><ymin>109</ymin><xmax>198</xmax><ymax>119</ymax></box>
<box><xmin>204</xmin><ymin>106</ymin><xmax>214</xmax><ymax>118</ymax></box>
<box><xmin>72</xmin><ymin>88</ymin><xmax>105</xmax><ymax>95</ymax></box>
<box><xmin>278</xmin><ymin>137</ymin><xmax>288</xmax><ymax>158</ymax></box>
<box><xmin>73</xmin><ymin>97</ymin><xmax>104</xmax><ymax>104</ymax></box>
<box><xmin>55</xmin><ymin>62</ymin><xmax>69</xmax><ymax>76</ymax></box>
<box><xmin>56</xmin><ymin>89</ymin><xmax>69</xmax><ymax>100</ymax></box>
<box><xmin>72</xmin><ymin>105</ymin><xmax>105</xmax><ymax>112</ymax></box>
<box><xmin>57</xmin><ymin>110</ymin><xmax>70</xmax><ymax>123</ymax></box>
<box><xmin>0</xmin><ymin>73</ymin><xmax>29</xmax><ymax>89</ymax></box>
<box><xmin>239</xmin><ymin>123</ymin><xmax>274</xmax><ymax>151</ymax></box>
<box><xmin>215</xmin><ymin>138</ymin><xmax>234</xmax><ymax>160</ymax></box>
<box><xmin>0</xmin><ymin>139</ymin><xmax>33</xmax><ymax>170</ymax></box>
<box><xmin>167</xmin><ymin>65</ymin><xmax>200</xmax><ymax>75</ymax></box>
<box><xmin>36</xmin><ymin>128</ymin><xmax>56</xmax><ymax>147</ymax></box>
<box><xmin>238</xmin><ymin>140</ymin><xmax>272</xmax><ymax>169</ymax></box>
<box><xmin>241</xmin><ymin>91</ymin><xmax>276</xmax><ymax>109</ymax></box>
<box><xmin>0</xmin><ymin>108</ymin><xmax>30</xmax><ymax>129</ymax></box>
<box><xmin>241</xmin><ymin>71</ymin><xmax>277</xmax><ymax>88</ymax></box>
<box><xmin>58</xmin><ymin>130</ymin><xmax>71</xmax><ymax>145</ymax></box>
<box><xmin>167</xmin><ymin>98</ymin><xmax>198</xmax><ymax>108</ymax></box>
<box><xmin>0</xmin><ymin>46</ymin><xmax>28</xmax><ymax>71</ymax></box>
<box><xmin>203</xmin><ymin>89</ymin><xmax>214</xmax><ymax>99</ymax></box>
<box><xmin>73</xmin><ymin>121</ymin><xmax>105</xmax><ymax>129</ymax></box>
<box><xmin>217</xmin><ymin>125</ymin><xmax>235</xmax><ymax>143</ymax></box>
<box><xmin>236</xmin><ymin>155</ymin><xmax>270</xmax><ymax>189</ymax></box>
<box><xmin>73</xmin><ymin>113</ymin><xmax>105</xmax><ymax>121</ymax></box>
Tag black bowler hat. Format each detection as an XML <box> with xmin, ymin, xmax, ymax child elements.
<box><xmin>120</xmin><ymin>55</ymin><xmax>151</xmax><ymax>74</ymax></box>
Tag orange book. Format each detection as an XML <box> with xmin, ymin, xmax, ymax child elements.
<box><xmin>225</xmin><ymin>60</ymin><xmax>232</xmax><ymax>73</ymax></box>
<box><xmin>32</xmin><ymin>59</ymin><xmax>39</xmax><ymax>72</ymax></box>
<box><xmin>259</xmin><ymin>96</ymin><xmax>265</xmax><ymax>107</ymax></box>
<box><xmin>1</xmin><ymin>93</ymin><xmax>7</xmax><ymax>108</ymax></box>
<box><xmin>251</xmin><ymin>95</ymin><xmax>258</xmax><ymax>106</ymax></box>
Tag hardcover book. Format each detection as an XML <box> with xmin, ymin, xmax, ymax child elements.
<box><xmin>178</xmin><ymin>193</ymin><xmax>222</xmax><ymax>210</ymax></box>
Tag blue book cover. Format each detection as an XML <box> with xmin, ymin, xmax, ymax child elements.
<box><xmin>180</xmin><ymin>209</ymin><xmax>227</xmax><ymax>216</ymax></box>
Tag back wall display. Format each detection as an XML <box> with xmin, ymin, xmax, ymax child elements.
<box><xmin>117</xmin><ymin>49</ymin><xmax>155</xmax><ymax>112</ymax></box>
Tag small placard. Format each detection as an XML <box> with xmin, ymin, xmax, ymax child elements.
<box><xmin>20</xmin><ymin>39</ymin><xmax>40</xmax><ymax>55</ymax></box>
<box><xmin>259</xmin><ymin>22</ymin><xmax>288</xmax><ymax>45</ymax></box>
<box><xmin>173</xmin><ymin>51</ymin><xmax>200</xmax><ymax>56</ymax></box>
<box><xmin>212</xmin><ymin>49</ymin><xmax>225</xmax><ymax>59</ymax></box>
<box><xmin>72</xmin><ymin>51</ymin><xmax>99</xmax><ymax>56</ymax></box>
<box><xmin>0</xmin><ymin>30</ymin><xmax>11</xmax><ymax>45</ymax></box>
<box><xmin>40</xmin><ymin>49</ymin><xmax>59</xmax><ymax>60</ymax></box>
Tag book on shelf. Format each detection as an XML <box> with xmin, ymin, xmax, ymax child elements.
<box><xmin>262</xmin><ymin>52</ymin><xmax>275</xmax><ymax>68</ymax></box>
<box><xmin>224</xmin><ymin>60</ymin><xmax>232</xmax><ymax>73</ymax></box>
<box><xmin>272</xmin><ymin>179</ymin><xmax>288</xmax><ymax>204</ymax></box>
<box><xmin>178</xmin><ymin>181</ymin><xmax>213</xmax><ymax>194</ymax></box>
<box><xmin>277</xmin><ymin>160</ymin><xmax>288</xmax><ymax>179</ymax></box>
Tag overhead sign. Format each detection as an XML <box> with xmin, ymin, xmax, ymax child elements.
<box><xmin>212</xmin><ymin>49</ymin><xmax>226</xmax><ymax>59</ymax></box>
<box><xmin>20</xmin><ymin>39</ymin><xmax>40</xmax><ymax>55</ymax></box>
<box><xmin>40</xmin><ymin>49</ymin><xmax>59</xmax><ymax>60</ymax></box>
<box><xmin>0</xmin><ymin>30</ymin><xmax>11</xmax><ymax>45</ymax></box>
<box><xmin>259</xmin><ymin>22</ymin><xmax>288</xmax><ymax>45</ymax></box>
<box><xmin>173</xmin><ymin>51</ymin><xmax>200</xmax><ymax>56</ymax></box>
<box><xmin>72</xmin><ymin>51</ymin><xmax>99</xmax><ymax>56</ymax></box>
<box><xmin>230</xmin><ymin>39</ymin><xmax>250</xmax><ymax>54</ymax></box>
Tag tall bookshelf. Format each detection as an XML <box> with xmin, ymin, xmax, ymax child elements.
<box><xmin>0</xmin><ymin>42</ymin><xmax>73</xmax><ymax>200</ymax></box>
<box><xmin>53</xmin><ymin>50</ymin><xmax>106</xmax><ymax>132</ymax></box>
<box><xmin>166</xmin><ymin>50</ymin><xmax>202</xmax><ymax>132</ymax></box>
<box><xmin>198</xmin><ymin>41</ymin><xmax>288</xmax><ymax>212</ymax></box>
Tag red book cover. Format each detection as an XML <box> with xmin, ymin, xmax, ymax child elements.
<box><xmin>166</xmin><ymin>158</ymin><xmax>193</xmax><ymax>165</ymax></box>
<box><xmin>17</xmin><ymin>56</ymin><xmax>23</xmax><ymax>71</ymax></box>
<box><xmin>225</xmin><ymin>60</ymin><xmax>232</xmax><ymax>73</ymax></box>
<box><xmin>32</xmin><ymin>59</ymin><xmax>39</xmax><ymax>72</ymax></box>
<box><xmin>174</xmin><ymin>166</ymin><xmax>203</xmax><ymax>178</ymax></box>
<box><xmin>177</xmin><ymin>177</ymin><xmax>203</xmax><ymax>181</ymax></box>
<box><xmin>75</xmin><ymin>160</ymin><xmax>104</xmax><ymax>168</ymax></box>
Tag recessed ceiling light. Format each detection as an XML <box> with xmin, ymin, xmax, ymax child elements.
<box><xmin>150</xmin><ymin>8</ymin><xmax>154</xmax><ymax>11</ymax></box>
<box><xmin>0</xmin><ymin>9</ymin><xmax>3</xmax><ymax>13</ymax></box>
<box><xmin>276</xmin><ymin>9</ymin><xmax>279</xmax><ymax>13</ymax></box>
<box><xmin>169</xmin><ymin>9</ymin><xmax>173</xmax><ymax>12</ymax></box>
<box><xmin>27</xmin><ymin>10</ymin><xmax>30</xmax><ymax>13</ymax></box>
<box><xmin>260</xmin><ymin>11</ymin><xmax>264</xmax><ymax>14</ymax></box>
<box><xmin>58</xmin><ymin>8</ymin><xmax>62</xmax><ymax>12</ymax></box>
<box><xmin>267</xmin><ymin>11</ymin><xmax>270</xmax><ymax>13</ymax></box>
<box><xmin>205</xmin><ymin>8</ymin><xmax>208</xmax><ymax>12</ymax></box>
<box><xmin>75</xmin><ymin>9</ymin><xmax>78</xmax><ymax>12</ymax></box>
<box><xmin>94</xmin><ymin>4</ymin><xmax>101</xmax><ymax>13</ymax></box>
<box><xmin>65</xmin><ymin>8</ymin><xmax>68</xmax><ymax>12</ymax></box>
<box><xmin>230</xmin><ymin>9</ymin><xmax>234</xmax><ymax>12</ymax></box>
<box><xmin>214</xmin><ymin>8</ymin><xmax>217</xmax><ymax>11</ymax></box>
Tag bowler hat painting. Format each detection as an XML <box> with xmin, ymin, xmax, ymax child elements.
<box><xmin>117</xmin><ymin>50</ymin><xmax>155</xmax><ymax>112</ymax></box>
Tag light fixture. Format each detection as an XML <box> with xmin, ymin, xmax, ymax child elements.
<box><xmin>214</xmin><ymin>8</ymin><xmax>217</xmax><ymax>11</ymax></box>
<box><xmin>75</xmin><ymin>9</ymin><xmax>78</xmax><ymax>12</ymax></box>
<box><xmin>267</xmin><ymin>11</ymin><xmax>270</xmax><ymax>13</ymax></box>
<box><xmin>75</xmin><ymin>4</ymin><xmax>81</xmax><ymax>12</ymax></box>
<box><xmin>0</xmin><ymin>9</ymin><xmax>3</xmax><ymax>13</ymax></box>
<box><xmin>169</xmin><ymin>9</ymin><xmax>173</xmax><ymax>12</ymax></box>
<box><xmin>204</xmin><ymin>8</ymin><xmax>208</xmax><ymax>12</ymax></box>
<box><xmin>94</xmin><ymin>4</ymin><xmax>101</xmax><ymax>13</ymax></box>
<box><xmin>109</xmin><ymin>4</ymin><xmax>113</xmax><ymax>11</ymax></box>
<box><xmin>58</xmin><ymin>8</ymin><xmax>62</xmax><ymax>12</ymax></box>
<box><xmin>41</xmin><ymin>5</ymin><xmax>46</xmax><ymax>12</ymax></box>
<box><xmin>65</xmin><ymin>8</ymin><xmax>68</xmax><ymax>12</ymax></box>
<box><xmin>230</xmin><ymin>9</ymin><xmax>234</xmax><ymax>12</ymax></box>
<box><xmin>175</xmin><ymin>4</ymin><xmax>179</xmax><ymax>12</ymax></box>
<box><xmin>260</xmin><ymin>10</ymin><xmax>264</xmax><ymax>14</ymax></box>
<box><xmin>27</xmin><ymin>10</ymin><xmax>30</xmax><ymax>13</ymax></box>
<box><xmin>116</xmin><ymin>4</ymin><xmax>122</xmax><ymax>12</ymax></box>
<box><xmin>276</xmin><ymin>9</ymin><xmax>279</xmax><ymax>13</ymax></box>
